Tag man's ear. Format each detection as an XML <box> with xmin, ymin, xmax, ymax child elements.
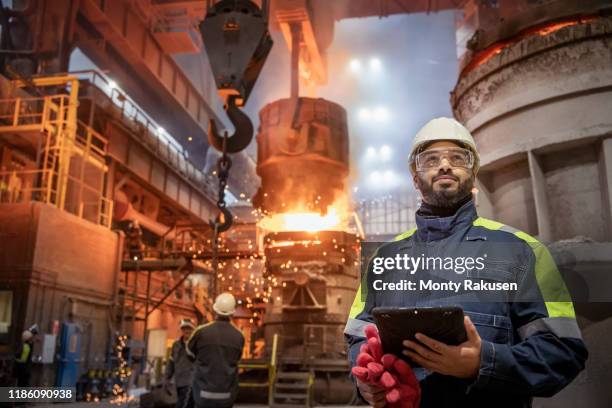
<box><xmin>412</xmin><ymin>173</ymin><xmax>420</xmax><ymax>191</ymax></box>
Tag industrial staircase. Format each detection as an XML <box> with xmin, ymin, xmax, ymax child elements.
<box><xmin>237</xmin><ymin>334</ymin><xmax>279</xmax><ymax>404</ymax></box>
<box><xmin>270</xmin><ymin>370</ymin><xmax>313</xmax><ymax>408</ymax></box>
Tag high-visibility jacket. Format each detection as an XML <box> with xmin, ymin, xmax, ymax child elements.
<box><xmin>14</xmin><ymin>340</ymin><xmax>33</xmax><ymax>386</ymax></box>
<box><xmin>344</xmin><ymin>200</ymin><xmax>587</xmax><ymax>408</ymax></box>
<box><xmin>187</xmin><ymin>317</ymin><xmax>244</xmax><ymax>408</ymax></box>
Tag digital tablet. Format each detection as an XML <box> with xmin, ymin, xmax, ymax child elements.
<box><xmin>372</xmin><ymin>306</ymin><xmax>467</xmax><ymax>363</ymax></box>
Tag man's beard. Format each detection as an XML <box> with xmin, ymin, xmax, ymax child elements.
<box><xmin>416</xmin><ymin>172</ymin><xmax>474</xmax><ymax>208</ymax></box>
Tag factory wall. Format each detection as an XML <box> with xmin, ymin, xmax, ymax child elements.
<box><xmin>0</xmin><ymin>202</ymin><xmax>121</xmax><ymax>384</ymax></box>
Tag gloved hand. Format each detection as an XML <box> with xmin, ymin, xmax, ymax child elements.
<box><xmin>352</xmin><ymin>325</ymin><xmax>421</xmax><ymax>408</ymax></box>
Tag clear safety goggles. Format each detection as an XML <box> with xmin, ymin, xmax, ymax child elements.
<box><xmin>415</xmin><ymin>147</ymin><xmax>474</xmax><ymax>171</ymax></box>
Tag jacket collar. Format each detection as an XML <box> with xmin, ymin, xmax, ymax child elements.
<box><xmin>415</xmin><ymin>199</ymin><xmax>478</xmax><ymax>241</ymax></box>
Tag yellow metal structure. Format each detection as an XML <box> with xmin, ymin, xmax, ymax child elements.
<box><xmin>238</xmin><ymin>333</ymin><xmax>278</xmax><ymax>404</ymax></box>
<box><xmin>0</xmin><ymin>75</ymin><xmax>112</xmax><ymax>227</ymax></box>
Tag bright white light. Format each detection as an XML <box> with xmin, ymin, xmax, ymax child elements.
<box><xmin>384</xmin><ymin>170</ymin><xmax>394</xmax><ymax>181</ymax></box>
<box><xmin>358</xmin><ymin>108</ymin><xmax>371</xmax><ymax>121</ymax></box>
<box><xmin>108</xmin><ymin>80</ymin><xmax>117</xmax><ymax>89</ymax></box>
<box><xmin>349</xmin><ymin>59</ymin><xmax>362</xmax><ymax>73</ymax></box>
<box><xmin>366</xmin><ymin>146</ymin><xmax>377</xmax><ymax>158</ymax></box>
<box><xmin>358</xmin><ymin>107</ymin><xmax>389</xmax><ymax>123</ymax></box>
<box><xmin>374</xmin><ymin>107</ymin><xmax>389</xmax><ymax>122</ymax></box>
<box><xmin>380</xmin><ymin>145</ymin><xmax>392</xmax><ymax>161</ymax></box>
<box><xmin>370</xmin><ymin>58</ymin><xmax>382</xmax><ymax>71</ymax></box>
<box><xmin>370</xmin><ymin>171</ymin><xmax>381</xmax><ymax>184</ymax></box>
<box><xmin>157</xmin><ymin>126</ymin><xmax>165</xmax><ymax>134</ymax></box>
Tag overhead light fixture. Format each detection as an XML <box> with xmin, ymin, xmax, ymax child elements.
<box><xmin>380</xmin><ymin>145</ymin><xmax>392</xmax><ymax>160</ymax></box>
<box><xmin>374</xmin><ymin>107</ymin><xmax>389</xmax><ymax>122</ymax></box>
<box><xmin>370</xmin><ymin>57</ymin><xmax>382</xmax><ymax>71</ymax></box>
<box><xmin>358</xmin><ymin>108</ymin><xmax>371</xmax><ymax>121</ymax></box>
<box><xmin>358</xmin><ymin>106</ymin><xmax>389</xmax><ymax>123</ymax></box>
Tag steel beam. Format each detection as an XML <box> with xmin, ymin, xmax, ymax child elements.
<box><xmin>77</xmin><ymin>0</ymin><xmax>222</xmax><ymax>166</ymax></box>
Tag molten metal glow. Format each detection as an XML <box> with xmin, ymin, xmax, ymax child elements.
<box><xmin>463</xmin><ymin>16</ymin><xmax>594</xmax><ymax>75</ymax></box>
<box><xmin>535</xmin><ymin>21</ymin><xmax>581</xmax><ymax>36</ymax></box>
<box><xmin>260</xmin><ymin>207</ymin><xmax>344</xmax><ymax>232</ymax></box>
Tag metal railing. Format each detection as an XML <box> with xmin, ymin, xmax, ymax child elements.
<box><xmin>0</xmin><ymin>79</ymin><xmax>112</xmax><ymax>228</ymax></box>
<box><xmin>0</xmin><ymin>94</ymin><xmax>69</xmax><ymax>132</ymax></box>
<box><xmin>238</xmin><ymin>333</ymin><xmax>279</xmax><ymax>405</ymax></box>
<box><xmin>0</xmin><ymin>169</ymin><xmax>113</xmax><ymax>228</ymax></box>
<box><xmin>0</xmin><ymin>169</ymin><xmax>57</xmax><ymax>204</ymax></box>
<box><xmin>70</xmin><ymin>69</ymin><xmax>219</xmax><ymax>202</ymax></box>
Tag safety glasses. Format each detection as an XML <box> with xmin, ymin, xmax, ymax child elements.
<box><xmin>415</xmin><ymin>147</ymin><xmax>474</xmax><ymax>170</ymax></box>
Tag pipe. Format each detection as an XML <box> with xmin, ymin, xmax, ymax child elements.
<box><xmin>113</xmin><ymin>190</ymin><xmax>176</xmax><ymax>239</ymax></box>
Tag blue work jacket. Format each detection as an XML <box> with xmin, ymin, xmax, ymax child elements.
<box><xmin>344</xmin><ymin>199</ymin><xmax>587</xmax><ymax>407</ymax></box>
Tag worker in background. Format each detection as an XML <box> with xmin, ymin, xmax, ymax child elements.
<box><xmin>344</xmin><ymin>117</ymin><xmax>587</xmax><ymax>407</ymax></box>
<box><xmin>7</xmin><ymin>170</ymin><xmax>22</xmax><ymax>203</ymax></box>
<box><xmin>126</xmin><ymin>220</ymin><xmax>144</xmax><ymax>260</ymax></box>
<box><xmin>187</xmin><ymin>293</ymin><xmax>245</xmax><ymax>408</ymax></box>
<box><xmin>165</xmin><ymin>319</ymin><xmax>196</xmax><ymax>408</ymax></box>
<box><xmin>14</xmin><ymin>325</ymin><xmax>38</xmax><ymax>386</ymax></box>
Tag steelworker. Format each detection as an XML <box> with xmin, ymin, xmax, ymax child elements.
<box><xmin>344</xmin><ymin>117</ymin><xmax>587</xmax><ymax>407</ymax></box>
<box><xmin>165</xmin><ymin>318</ymin><xmax>196</xmax><ymax>408</ymax></box>
<box><xmin>14</xmin><ymin>328</ymin><xmax>36</xmax><ymax>386</ymax></box>
<box><xmin>187</xmin><ymin>293</ymin><xmax>245</xmax><ymax>408</ymax></box>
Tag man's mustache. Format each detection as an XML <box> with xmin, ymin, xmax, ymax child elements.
<box><xmin>433</xmin><ymin>173</ymin><xmax>459</xmax><ymax>182</ymax></box>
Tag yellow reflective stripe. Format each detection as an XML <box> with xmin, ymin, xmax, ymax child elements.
<box><xmin>18</xmin><ymin>343</ymin><xmax>31</xmax><ymax>363</ymax></box>
<box><xmin>230</xmin><ymin>321</ymin><xmax>243</xmax><ymax>335</ymax></box>
<box><xmin>393</xmin><ymin>227</ymin><xmax>417</xmax><ymax>241</ymax></box>
<box><xmin>472</xmin><ymin>217</ymin><xmax>505</xmax><ymax>230</ymax></box>
<box><xmin>348</xmin><ymin>228</ymin><xmax>417</xmax><ymax>320</ymax></box>
<box><xmin>185</xmin><ymin>321</ymin><xmax>214</xmax><ymax>357</ymax></box>
<box><xmin>473</xmin><ymin>217</ymin><xmax>575</xmax><ymax>319</ymax></box>
<box><xmin>514</xmin><ymin>231</ymin><xmax>575</xmax><ymax>318</ymax></box>
<box><xmin>348</xmin><ymin>284</ymin><xmax>365</xmax><ymax>319</ymax></box>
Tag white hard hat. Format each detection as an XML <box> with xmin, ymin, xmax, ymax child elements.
<box><xmin>409</xmin><ymin>117</ymin><xmax>479</xmax><ymax>174</ymax></box>
<box><xmin>213</xmin><ymin>292</ymin><xmax>236</xmax><ymax>316</ymax></box>
<box><xmin>179</xmin><ymin>318</ymin><xmax>195</xmax><ymax>329</ymax></box>
<box><xmin>22</xmin><ymin>330</ymin><xmax>33</xmax><ymax>341</ymax></box>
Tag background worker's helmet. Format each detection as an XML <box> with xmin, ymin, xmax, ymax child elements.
<box><xmin>179</xmin><ymin>318</ymin><xmax>195</xmax><ymax>329</ymax></box>
<box><xmin>213</xmin><ymin>292</ymin><xmax>236</xmax><ymax>316</ymax></box>
<box><xmin>22</xmin><ymin>330</ymin><xmax>33</xmax><ymax>341</ymax></box>
<box><xmin>409</xmin><ymin>117</ymin><xmax>479</xmax><ymax>175</ymax></box>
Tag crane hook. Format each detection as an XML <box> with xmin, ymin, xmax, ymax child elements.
<box><xmin>208</xmin><ymin>95</ymin><xmax>254</xmax><ymax>154</ymax></box>
<box><xmin>210</xmin><ymin>206</ymin><xmax>233</xmax><ymax>233</ymax></box>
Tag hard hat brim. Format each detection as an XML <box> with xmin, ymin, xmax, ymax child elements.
<box><xmin>213</xmin><ymin>304</ymin><xmax>235</xmax><ymax>316</ymax></box>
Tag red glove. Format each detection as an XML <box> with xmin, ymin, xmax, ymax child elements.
<box><xmin>352</xmin><ymin>325</ymin><xmax>421</xmax><ymax>407</ymax></box>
